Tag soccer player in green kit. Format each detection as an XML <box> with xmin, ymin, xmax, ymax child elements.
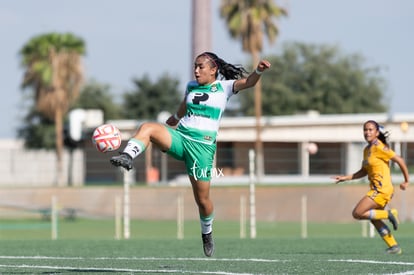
<box><xmin>111</xmin><ymin>52</ymin><xmax>271</xmax><ymax>257</ymax></box>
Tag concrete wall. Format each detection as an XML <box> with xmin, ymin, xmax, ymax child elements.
<box><xmin>0</xmin><ymin>140</ymin><xmax>84</xmax><ymax>186</ymax></box>
<box><xmin>0</xmin><ymin>185</ymin><xmax>413</xmax><ymax>223</ymax></box>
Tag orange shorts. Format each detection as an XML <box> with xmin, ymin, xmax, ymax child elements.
<box><xmin>366</xmin><ymin>189</ymin><xmax>393</xmax><ymax>208</ymax></box>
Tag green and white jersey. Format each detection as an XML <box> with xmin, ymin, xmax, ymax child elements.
<box><xmin>176</xmin><ymin>80</ymin><xmax>236</xmax><ymax>145</ymax></box>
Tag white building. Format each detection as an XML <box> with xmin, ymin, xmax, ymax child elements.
<box><xmin>2</xmin><ymin>112</ymin><xmax>414</xmax><ymax>186</ymax></box>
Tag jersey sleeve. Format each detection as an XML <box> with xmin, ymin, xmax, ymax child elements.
<box><xmin>376</xmin><ymin>145</ymin><xmax>396</xmax><ymax>161</ymax></box>
<box><xmin>185</xmin><ymin>80</ymin><xmax>198</xmax><ymax>96</ymax></box>
<box><xmin>219</xmin><ymin>80</ymin><xmax>236</xmax><ymax>97</ymax></box>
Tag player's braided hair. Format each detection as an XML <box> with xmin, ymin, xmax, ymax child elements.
<box><xmin>199</xmin><ymin>52</ymin><xmax>248</xmax><ymax>80</ymax></box>
<box><xmin>365</xmin><ymin>120</ymin><xmax>389</xmax><ymax>146</ymax></box>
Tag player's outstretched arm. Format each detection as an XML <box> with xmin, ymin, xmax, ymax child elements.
<box><xmin>332</xmin><ymin>168</ymin><xmax>367</xmax><ymax>184</ymax></box>
<box><xmin>234</xmin><ymin>60</ymin><xmax>271</xmax><ymax>92</ymax></box>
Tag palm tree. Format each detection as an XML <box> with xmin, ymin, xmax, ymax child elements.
<box><xmin>20</xmin><ymin>32</ymin><xmax>85</xmax><ymax>185</ymax></box>
<box><xmin>191</xmin><ymin>0</ymin><xmax>212</xmax><ymax>76</ymax></box>
<box><xmin>220</xmin><ymin>0</ymin><xmax>287</xmax><ymax>178</ymax></box>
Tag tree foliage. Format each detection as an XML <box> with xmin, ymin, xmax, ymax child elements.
<box><xmin>220</xmin><ymin>0</ymin><xmax>287</xmax><ymax>53</ymax></box>
<box><xmin>72</xmin><ymin>80</ymin><xmax>122</xmax><ymax>121</ymax></box>
<box><xmin>239</xmin><ymin>42</ymin><xmax>388</xmax><ymax>115</ymax></box>
<box><xmin>18</xmin><ymin>108</ymin><xmax>56</xmax><ymax>149</ymax></box>
<box><xmin>20</xmin><ymin>32</ymin><xmax>85</xmax><ymax>120</ymax></box>
<box><xmin>220</xmin><ymin>0</ymin><xmax>288</xmax><ymax>117</ymax></box>
<box><xmin>122</xmin><ymin>74</ymin><xmax>182</xmax><ymax>120</ymax></box>
<box><xmin>19</xmin><ymin>33</ymin><xmax>86</xmax><ymax>146</ymax></box>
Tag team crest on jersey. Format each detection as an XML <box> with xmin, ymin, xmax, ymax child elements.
<box><xmin>210</xmin><ymin>84</ymin><xmax>218</xmax><ymax>93</ymax></box>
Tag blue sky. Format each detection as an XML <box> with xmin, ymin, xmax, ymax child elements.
<box><xmin>1</xmin><ymin>0</ymin><xmax>413</xmax><ymax>138</ymax></box>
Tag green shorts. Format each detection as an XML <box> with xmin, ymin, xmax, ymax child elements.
<box><xmin>166</xmin><ymin>127</ymin><xmax>216</xmax><ymax>181</ymax></box>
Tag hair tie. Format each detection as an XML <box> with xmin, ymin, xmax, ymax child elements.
<box><xmin>202</xmin><ymin>53</ymin><xmax>219</xmax><ymax>69</ymax></box>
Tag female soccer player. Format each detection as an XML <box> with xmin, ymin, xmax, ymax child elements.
<box><xmin>110</xmin><ymin>52</ymin><xmax>271</xmax><ymax>257</ymax></box>
<box><xmin>334</xmin><ymin>120</ymin><xmax>409</xmax><ymax>254</ymax></box>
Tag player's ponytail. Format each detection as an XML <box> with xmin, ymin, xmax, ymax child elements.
<box><xmin>199</xmin><ymin>52</ymin><xmax>248</xmax><ymax>80</ymax></box>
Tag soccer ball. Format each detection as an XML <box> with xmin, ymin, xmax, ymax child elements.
<box><xmin>307</xmin><ymin>142</ymin><xmax>318</xmax><ymax>155</ymax></box>
<box><xmin>92</xmin><ymin>124</ymin><xmax>122</xmax><ymax>153</ymax></box>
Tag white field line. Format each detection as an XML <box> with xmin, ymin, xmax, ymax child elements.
<box><xmin>3</xmin><ymin>256</ymin><xmax>413</xmax><ymax>266</ymax></box>
<box><xmin>0</xmin><ymin>255</ymin><xmax>288</xmax><ymax>263</ymax></box>
<box><xmin>386</xmin><ymin>271</ymin><xmax>414</xmax><ymax>275</ymax></box>
<box><xmin>328</xmin><ymin>259</ymin><xmax>414</xmax><ymax>275</ymax></box>
<box><xmin>0</xmin><ymin>256</ymin><xmax>289</xmax><ymax>275</ymax></box>
<box><xmin>328</xmin><ymin>259</ymin><xmax>414</xmax><ymax>266</ymax></box>
<box><xmin>3</xmin><ymin>256</ymin><xmax>414</xmax><ymax>274</ymax></box>
<box><xmin>0</xmin><ymin>264</ymin><xmax>255</xmax><ymax>275</ymax></box>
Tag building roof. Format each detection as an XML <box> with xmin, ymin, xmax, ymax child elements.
<box><xmin>108</xmin><ymin>112</ymin><xmax>414</xmax><ymax>143</ymax></box>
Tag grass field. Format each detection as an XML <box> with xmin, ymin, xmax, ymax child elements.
<box><xmin>0</xmin><ymin>219</ymin><xmax>413</xmax><ymax>274</ymax></box>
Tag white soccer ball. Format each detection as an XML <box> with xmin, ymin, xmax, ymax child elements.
<box><xmin>92</xmin><ymin>124</ymin><xmax>122</xmax><ymax>153</ymax></box>
<box><xmin>307</xmin><ymin>142</ymin><xmax>318</xmax><ymax>155</ymax></box>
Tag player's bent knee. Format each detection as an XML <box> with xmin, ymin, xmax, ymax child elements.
<box><xmin>352</xmin><ymin>210</ymin><xmax>363</xmax><ymax>220</ymax></box>
<box><xmin>138</xmin><ymin>122</ymin><xmax>156</xmax><ymax>133</ymax></box>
